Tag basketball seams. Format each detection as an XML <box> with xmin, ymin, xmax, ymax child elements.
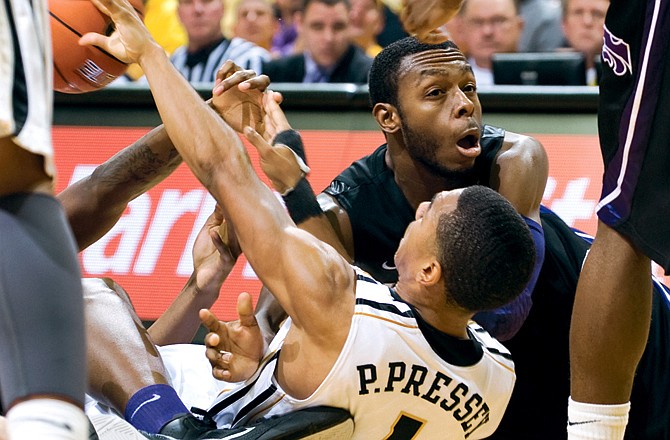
<box><xmin>50</xmin><ymin>13</ymin><xmax>128</xmax><ymax>64</ymax></box>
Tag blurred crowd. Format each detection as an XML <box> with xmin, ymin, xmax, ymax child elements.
<box><xmin>119</xmin><ymin>0</ymin><xmax>609</xmax><ymax>86</ymax></box>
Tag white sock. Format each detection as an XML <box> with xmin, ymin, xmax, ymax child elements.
<box><xmin>6</xmin><ymin>399</ymin><xmax>88</xmax><ymax>440</ymax></box>
<box><xmin>567</xmin><ymin>396</ymin><xmax>630</xmax><ymax>440</ymax></box>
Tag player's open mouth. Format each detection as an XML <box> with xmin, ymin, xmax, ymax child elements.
<box><xmin>456</xmin><ymin>133</ymin><xmax>481</xmax><ymax>157</ymax></box>
<box><xmin>457</xmin><ymin>134</ymin><xmax>478</xmax><ymax>149</ymax></box>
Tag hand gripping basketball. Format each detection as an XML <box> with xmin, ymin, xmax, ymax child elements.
<box><xmin>79</xmin><ymin>0</ymin><xmax>159</xmax><ymax>66</ymax></box>
<box><xmin>49</xmin><ymin>0</ymin><xmax>144</xmax><ymax>92</ymax></box>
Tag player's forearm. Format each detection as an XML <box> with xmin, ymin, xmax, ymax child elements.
<box><xmin>139</xmin><ymin>46</ymin><xmax>244</xmax><ymax>192</ymax></box>
<box><xmin>148</xmin><ymin>272</ymin><xmax>224</xmax><ymax>345</ymax></box>
<box><xmin>59</xmin><ymin>125</ymin><xmax>182</xmax><ymax>250</ymax></box>
<box><xmin>137</xmin><ymin>45</ymin><xmax>298</xmax><ymax>298</ymax></box>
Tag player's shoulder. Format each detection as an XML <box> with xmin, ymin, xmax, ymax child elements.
<box><xmin>328</xmin><ymin>144</ymin><xmax>388</xmax><ymax>189</ymax></box>
<box><xmin>500</xmin><ymin>130</ymin><xmax>545</xmax><ymax>158</ymax></box>
<box><xmin>468</xmin><ymin>321</ymin><xmax>514</xmax><ymax>366</ymax></box>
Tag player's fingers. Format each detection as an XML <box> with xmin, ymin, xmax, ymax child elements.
<box><xmin>199</xmin><ymin>308</ymin><xmax>221</xmax><ymax>332</ymax></box>
<box><xmin>272</xmin><ymin>91</ymin><xmax>283</xmax><ymax>104</ymax></box>
<box><xmin>240</xmin><ymin>74</ymin><xmax>271</xmax><ymax>91</ymax></box>
<box><xmin>216</xmin><ymin>60</ymin><xmax>240</xmax><ymax>82</ymax></box>
<box><xmin>243</xmin><ymin>126</ymin><xmax>272</xmax><ymax>157</ymax></box>
<box><xmin>204</xmin><ymin>344</ymin><xmax>220</xmax><ymax>363</ymax></box>
<box><xmin>417</xmin><ymin>27</ymin><xmax>451</xmax><ymax>44</ymax></box>
<box><xmin>263</xmin><ymin>93</ymin><xmax>291</xmax><ymax>131</ymax></box>
<box><xmin>214</xmin><ymin>61</ymin><xmax>238</xmax><ymax>95</ymax></box>
<box><xmin>219</xmin><ymin>70</ymin><xmax>256</xmax><ymax>91</ymax></box>
<box><xmin>204</xmin><ymin>330</ymin><xmax>222</xmax><ymax>349</ymax></box>
<box><xmin>237</xmin><ymin>292</ymin><xmax>257</xmax><ymax>327</ymax></box>
<box><xmin>212</xmin><ymin>366</ymin><xmax>231</xmax><ymax>381</ymax></box>
<box><xmin>89</xmin><ymin>0</ymin><xmax>112</xmax><ymax>17</ymax></box>
<box><xmin>78</xmin><ymin>33</ymin><xmax>109</xmax><ymax>50</ymax></box>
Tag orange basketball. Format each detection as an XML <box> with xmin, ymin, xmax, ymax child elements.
<box><xmin>49</xmin><ymin>0</ymin><xmax>144</xmax><ymax>93</ymax></box>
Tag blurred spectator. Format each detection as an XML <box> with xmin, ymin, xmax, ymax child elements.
<box><xmin>233</xmin><ymin>0</ymin><xmax>280</xmax><ymax>52</ymax></box>
<box><xmin>376</xmin><ymin>0</ymin><xmax>407</xmax><ymax>47</ymax></box>
<box><xmin>458</xmin><ymin>0</ymin><xmax>524</xmax><ymax>85</ymax></box>
<box><xmin>561</xmin><ymin>0</ymin><xmax>608</xmax><ymax>85</ymax></box>
<box><xmin>518</xmin><ymin>0</ymin><xmax>563</xmax><ymax>52</ymax></box>
<box><xmin>262</xmin><ymin>0</ymin><xmax>373</xmax><ymax>83</ymax></box>
<box><xmin>445</xmin><ymin>14</ymin><xmax>467</xmax><ymax>53</ymax></box>
<box><xmin>349</xmin><ymin>0</ymin><xmax>385</xmax><ymax>57</ymax></box>
<box><xmin>171</xmin><ymin>0</ymin><xmax>270</xmax><ymax>82</ymax></box>
<box><xmin>145</xmin><ymin>0</ymin><xmax>188</xmax><ymax>54</ymax></box>
<box><xmin>272</xmin><ymin>0</ymin><xmax>303</xmax><ymax>56</ymax></box>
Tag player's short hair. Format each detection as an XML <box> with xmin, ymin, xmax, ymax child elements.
<box><xmin>435</xmin><ymin>186</ymin><xmax>535</xmax><ymax>312</ymax></box>
<box><xmin>368</xmin><ymin>37</ymin><xmax>461</xmax><ymax>107</ymax></box>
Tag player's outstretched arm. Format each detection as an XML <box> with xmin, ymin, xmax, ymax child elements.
<box><xmin>59</xmin><ymin>65</ymin><xmax>270</xmax><ymax>252</ymax></box>
<box><xmin>81</xmin><ymin>0</ymin><xmax>355</xmax><ymax>338</ymax></box>
<box><xmin>251</xmin><ymin>92</ymin><xmax>353</xmax><ymax>261</ymax></box>
<box><xmin>148</xmin><ymin>206</ymin><xmax>241</xmax><ymax>345</ymax></box>
<box><xmin>57</xmin><ymin>125</ymin><xmax>182</xmax><ymax>251</ymax></box>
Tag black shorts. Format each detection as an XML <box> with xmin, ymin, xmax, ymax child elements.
<box><xmin>596</xmin><ymin>0</ymin><xmax>670</xmax><ymax>273</ymax></box>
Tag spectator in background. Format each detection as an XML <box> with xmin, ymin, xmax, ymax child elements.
<box><xmin>376</xmin><ymin>0</ymin><xmax>408</xmax><ymax>46</ymax></box>
<box><xmin>272</xmin><ymin>0</ymin><xmax>303</xmax><ymax>56</ymax></box>
<box><xmin>349</xmin><ymin>0</ymin><xmax>385</xmax><ymax>57</ymax></box>
<box><xmin>232</xmin><ymin>0</ymin><xmax>280</xmax><ymax>52</ymax></box>
<box><xmin>560</xmin><ymin>0</ymin><xmax>608</xmax><ymax>85</ymax></box>
<box><xmin>517</xmin><ymin>0</ymin><xmax>563</xmax><ymax>52</ymax></box>
<box><xmin>262</xmin><ymin>0</ymin><xmax>373</xmax><ymax>83</ymax></box>
<box><xmin>458</xmin><ymin>0</ymin><xmax>524</xmax><ymax>85</ymax></box>
<box><xmin>170</xmin><ymin>0</ymin><xmax>270</xmax><ymax>82</ymax></box>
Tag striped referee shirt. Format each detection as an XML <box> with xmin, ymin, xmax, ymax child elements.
<box><xmin>170</xmin><ymin>37</ymin><xmax>270</xmax><ymax>83</ymax></box>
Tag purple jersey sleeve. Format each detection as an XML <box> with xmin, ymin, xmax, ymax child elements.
<box><xmin>473</xmin><ymin>216</ymin><xmax>545</xmax><ymax>341</ymax></box>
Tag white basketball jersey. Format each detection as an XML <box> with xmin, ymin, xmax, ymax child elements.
<box><xmin>209</xmin><ymin>270</ymin><xmax>516</xmax><ymax>439</ymax></box>
<box><xmin>1</xmin><ymin>0</ymin><xmax>55</xmax><ymax>176</ymax></box>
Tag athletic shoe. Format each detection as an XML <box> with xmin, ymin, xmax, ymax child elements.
<box><xmin>143</xmin><ymin>406</ymin><xmax>353</xmax><ymax>440</ymax></box>
<box><xmin>156</xmin><ymin>414</ymin><xmax>218</xmax><ymax>439</ymax></box>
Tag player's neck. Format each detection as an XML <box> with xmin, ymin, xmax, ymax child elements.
<box><xmin>385</xmin><ymin>147</ymin><xmax>462</xmax><ymax>210</ymax></box>
<box><xmin>395</xmin><ymin>282</ymin><xmax>471</xmax><ymax>339</ymax></box>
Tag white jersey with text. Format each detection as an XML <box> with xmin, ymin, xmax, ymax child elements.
<box><xmin>208</xmin><ymin>269</ymin><xmax>516</xmax><ymax>439</ymax></box>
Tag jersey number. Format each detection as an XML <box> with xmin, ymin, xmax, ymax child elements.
<box><xmin>383</xmin><ymin>413</ymin><xmax>426</xmax><ymax>439</ymax></box>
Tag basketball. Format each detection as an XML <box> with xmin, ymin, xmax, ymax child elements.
<box><xmin>49</xmin><ymin>0</ymin><xmax>144</xmax><ymax>93</ymax></box>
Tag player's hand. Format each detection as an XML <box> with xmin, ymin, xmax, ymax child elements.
<box><xmin>262</xmin><ymin>91</ymin><xmax>291</xmax><ymax>143</ymax></box>
<box><xmin>200</xmin><ymin>294</ymin><xmax>264</xmax><ymax>382</ymax></box>
<box><xmin>80</xmin><ymin>0</ymin><xmax>157</xmax><ymax>65</ymax></box>
<box><xmin>210</xmin><ymin>61</ymin><xmax>271</xmax><ymax>134</ymax></box>
<box><xmin>244</xmin><ymin>125</ymin><xmax>310</xmax><ymax>195</ymax></box>
<box><xmin>400</xmin><ymin>0</ymin><xmax>461</xmax><ymax>43</ymax></box>
<box><xmin>192</xmin><ymin>206</ymin><xmax>241</xmax><ymax>301</ymax></box>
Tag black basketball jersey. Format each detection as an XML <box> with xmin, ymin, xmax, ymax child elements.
<box><xmin>321</xmin><ymin>124</ymin><xmax>670</xmax><ymax>438</ymax></box>
<box><xmin>323</xmin><ymin>124</ymin><xmax>506</xmax><ymax>283</ymax></box>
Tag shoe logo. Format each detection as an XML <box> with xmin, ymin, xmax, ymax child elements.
<box><xmin>567</xmin><ymin>419</ymin><xmax>598</xmax><ymax>426</ymax></box>
<box><xmin>216</xmin><ymin>427</ymin><xmax>256</xmax><ymax>439</ymax></box>
<box><xmin>130</xmin><ymin>394</ymin><xmax>161</xmax><ymax>420</ymax></box>
<box><xmin>381</xmin><ymin>261</ymin><xmax>396</xmax><ymax>270</ymax></box>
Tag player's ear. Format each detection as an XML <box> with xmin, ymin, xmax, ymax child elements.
<box><xmin>373</xmin><ymin>103</ymin><xmax>401</xmax><ymax>134</ymax></box>
<box><xmin>417</xmin><ymin>259</ymin><xmax>441</xmax><ymax>286</ymax></box>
